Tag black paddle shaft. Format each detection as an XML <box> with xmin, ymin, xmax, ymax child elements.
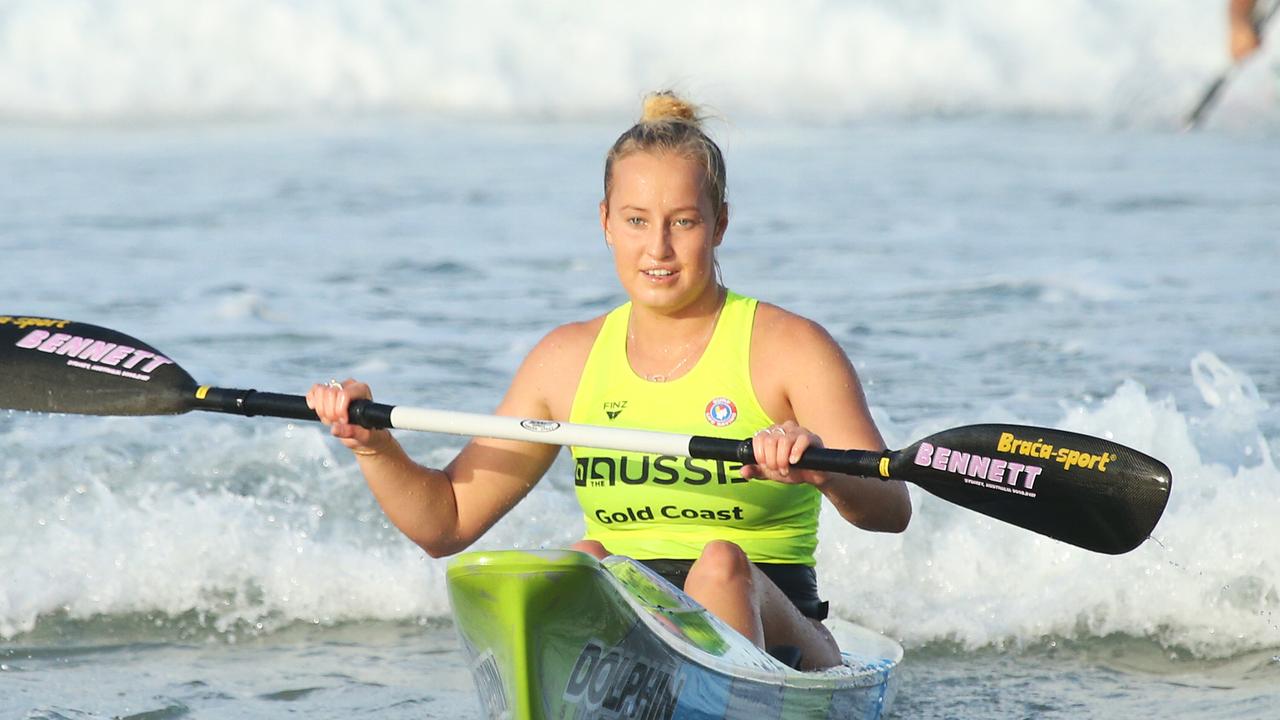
<box><xmin>190</xmin><ymin>386</ymin><xmax>395</xmax><ymax>429</ymax></box>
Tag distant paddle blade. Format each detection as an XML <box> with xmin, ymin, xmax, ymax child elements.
<box><xmin>890</xmin><ymin>424</ymin><xmax>1172</xmax><ymax>554</ymax></box>
<box><xmin>0</xmin><ymin>315</ymin><xmax>197</xmax><ymax>416</ymax></box>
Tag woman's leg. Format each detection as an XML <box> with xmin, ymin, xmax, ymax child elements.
<box><xmin>684</xmin><ymin>540</ymin><xmax>841</xmax><ymax>670</ymax></box>
<box><xmin>682</xmin><ymin>540</ymin><xmax>766</xmax><ymax>646</ymax></box>
<box><xmin>570</xmin><ymin>538</ymin><xmax>841</xmax><ymax>669</ymax></box>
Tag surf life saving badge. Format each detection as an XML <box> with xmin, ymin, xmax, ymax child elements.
<box><xmin>704</xmin><ymin>397</ymin><xmax>737</xmax><ymax>427</ymax></box>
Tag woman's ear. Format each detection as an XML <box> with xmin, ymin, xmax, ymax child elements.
<box><xmin>599</xmin><ymin>200</ymin><xmax>612</xmax><ymax>247</ymax></box>
<box><xmin>713</xmin><ymin>202</ymin><xmax>729</xmax><ymax>247</ymax></box>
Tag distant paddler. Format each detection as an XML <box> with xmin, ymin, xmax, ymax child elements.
<box><xmin>1184</xmin><ymin>0</ymin><xmax>1280</xmax><ymax>129</ymax></box>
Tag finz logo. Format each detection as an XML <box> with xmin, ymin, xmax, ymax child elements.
<box><xmin>520</xmin><ymin>419</ymin><xmax>561</xmax><ymax>433</ymax></box>
<box><xmin>704</xmin><ymin>397</ymin><xmax>737</xmax><ymax>427</ymax></box>
<box><xmin>604</xmin><ymin>400</ymin><xmax>628</xmax><ymax>420</ymax></box>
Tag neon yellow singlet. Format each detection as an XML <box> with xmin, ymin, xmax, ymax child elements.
<box><xmin>569</xmin><ymin>291</ymin><xmax>821</xmax><ymax>565</ymax></box>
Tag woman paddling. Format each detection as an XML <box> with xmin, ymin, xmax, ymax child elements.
<box><xmin>307</xmin><ymin>91</ymin><xmax>911</xmax><ymax>670</ymax></box>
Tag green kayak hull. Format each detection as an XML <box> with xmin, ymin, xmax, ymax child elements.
<box><xmin>446</xmin><ymin>549</ymin><xmax>900</xmax><ymax>719</ymax></box>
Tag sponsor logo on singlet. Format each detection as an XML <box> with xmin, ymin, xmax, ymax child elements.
<box><xmin>575</xmin><ymin>455</ymin><xmax>745</xmax><ymax>487</ymax></box>
<box><xmin>704</xmin><ymin>397</ymin><xmax>737</xmax><ymax>427</ymax></box>
<box><xmin>604</xmin><ymin>400</ymin><xmax>628</xmax><ymax>420</ymax></box>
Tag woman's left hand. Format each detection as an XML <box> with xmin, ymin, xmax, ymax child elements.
<box><xmin>741</xmin><ymin>420</ymin><xmax>828</xmax><ymax>486</ymax></box>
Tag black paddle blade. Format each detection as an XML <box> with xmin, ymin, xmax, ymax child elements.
<box><xmin>0</xmin><ymin>315</ymin><xmax>197</xmax><ymax>416</ymax></box>
<box><xmin>889</xmin><ymin>424</ymin><xmax>1172</xmax><ymax>554</ymax></box>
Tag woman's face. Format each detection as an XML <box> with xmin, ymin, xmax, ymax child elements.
<box><xmin>600</xmin><ymin>151</ymin><xmax>727</xmax><ymax>315</ymax></box>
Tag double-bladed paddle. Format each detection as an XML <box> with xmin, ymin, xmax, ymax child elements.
<box><xmin>0</xmin><ymin>314</ymin><xmax>1171</xmax><ymax>555</ymax></box>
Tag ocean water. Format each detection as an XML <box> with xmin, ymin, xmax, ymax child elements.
<box><xmin>2</xmin><ymin>3</ymin><xmax>1280</xmax><ymax>719</ymax></box>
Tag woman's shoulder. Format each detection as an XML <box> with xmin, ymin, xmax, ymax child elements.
<box><xmin>533</xmin><ymin>314</ymin><xmax>608</xmax><ymax>360</ymax></box>
<box><xmin>747</xmin><ymin>299</ymin><xmax>871</xmax><ymax>434</ymax></box>
<box><xmin>507</xmin><ymin>313</ymin><xmax>610</xmax><ymax>419</ymax></box>
<box><xmin>517</xmin><ymin>314</ymin><xmax>608</xmax><ymax>382</ymax></box>
<box><xmin>751</xmin><ymin>300</ymin><xmax>842</xmax><ymax>351</ymax></box>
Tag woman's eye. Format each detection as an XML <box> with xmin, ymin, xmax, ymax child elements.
<box><xmin>626</xmin><ymin>217</ymin><xmax>646</xmax><ymax>227</ymax></box>
<box><xmin>673</xmin><ymin>218</ymin><xmax>697</xmax><ymax>228</ymax></box>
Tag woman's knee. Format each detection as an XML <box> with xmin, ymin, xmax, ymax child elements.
<box><xmin>688</xmin><ymin>540</ymin><xmax>753</xmax><ymax>589</ymax></box>
<box><xmin>570</xmin><ymin>539</ymin><xmax>609</xmax><ymax>559</ymax></box>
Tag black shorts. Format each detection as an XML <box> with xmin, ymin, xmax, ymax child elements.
<box><xmin>638</xmin><ymin>558</ymin><xmax>829</xmax><ymax>621</ymax></box>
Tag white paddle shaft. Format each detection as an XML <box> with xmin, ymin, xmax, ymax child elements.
<box><xmin>389</xmin><ymin>406</ymin><xmax>695</xmax><ymax>457</ymax></box>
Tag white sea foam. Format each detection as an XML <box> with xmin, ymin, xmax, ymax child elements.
<box><xmin>0</xmin><ymin>0</ymin><xmax>1273</xmax><ymax>128</ymax></box>
<box><xmin>820</xmin><ymin>355</ymin><xmax>1280</xmax><ymax>658</ymax></box>
<box><xmin>0</xmin><ymin>419</ymin><xmax>453</xmax><ymax>638</ymax></box>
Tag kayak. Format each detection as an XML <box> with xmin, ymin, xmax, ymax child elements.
<box><xmin>447</xmin><ymin>550</ymin><xmax>901</xmax><ymax>719</ymax></box>
<box><xmin>446</xmin><ymin>549</ymin><xmax>901</xmax><ymax>719</ymax></box>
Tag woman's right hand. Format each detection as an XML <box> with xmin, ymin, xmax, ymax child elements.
<box><xmin>305</xmin><ymin>378</ymin><xmax>389</xmax><ymax>454</ymax></box>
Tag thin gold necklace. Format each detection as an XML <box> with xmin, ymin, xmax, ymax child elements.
<box><xmin>627</xmin><ymin>288</ymin><xmax>726</xmax><ymax>383</ymax></box>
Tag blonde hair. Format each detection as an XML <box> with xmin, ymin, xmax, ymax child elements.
<box><xmin>603</xmin><ymin>91</ymin><xmax>727</xmax><ymax>219</ymax></box>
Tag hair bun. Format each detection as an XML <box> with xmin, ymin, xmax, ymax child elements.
<box><xmin>641</xmin><ymin>90</ymin><xmax>701</xmax><ymax>125</ymax></box>
<box><xmin>604</xmin><ymin>89</ymin><xmax>727</xmax><ymax>218</ymax></box>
